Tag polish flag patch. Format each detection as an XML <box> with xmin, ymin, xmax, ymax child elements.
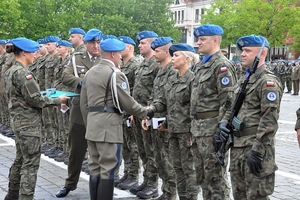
<box><xmin>26</xmin><ymin>75</ymin><xmax>33</xmax><ymax>80</ymax></box>
<box><xmin>266</xmin><ymin>81</ymin><xmax>275</xmax><ymax>87</ymax></box>
<box><xmin>220</xmin><ymin>67</ymin><xmax>227</xmax><ymax>72</ymax></box>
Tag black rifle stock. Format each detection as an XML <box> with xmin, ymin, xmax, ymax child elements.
<box><xmin>216</xmin><ymin>41</ymin><xmax>266</xmax><ymax>165</ymax></box>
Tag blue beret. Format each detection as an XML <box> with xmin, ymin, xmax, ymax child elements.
<box><xmin>44</xmin><ymin>36</ymin><xmax>60</xmax><ymax>43</ymax></box>
<box><xmin>118</xmin><ymin>36</ymin><xmax>136</xmax><ymax>46</ymax></box>
<box><xmin>136</xmin><ymin>30</ymin><xmax>158</xmax><ymax>43</ymax></box>
<box><xmin>37</xmin><ymin>39</ymin><xmax>46</xmax><ymax>45</ymax></box>
<box><xmin>236</xmin><ymin>34</ymin><xmax>270</xmax><ymax>51</ymax></box>
<box><xmin>83</xmin><ymin>29</ymin><xmax>103</xmax><ymax>42</ymax></box>
<box><xmin>102</xmin><ymin>35</ymin><xmax>118</xmax><ymax>40</ymax></box>
<box><xmin>0</xmin><ymin>40</ymin><xmax>6</xmax><ymax>45</ymax></box>
<box><xmin>100</xmin><ymin>38</ymin><xmax>126</xmax><ymax>52</ymax></box>
<box><xmin>151</xmin><ymin>37</ymin><xmax>173</xmax><ymax>50</ymax></box>
<box><xmin>57</xmin><ymin>40</ymin><xmax>72</xmax><ymax>48</ymax></box>
<box><xmin>10</xmin><ymin>37</ymin><xmax>40</xmax><ymax>53</ymax></box>
<box><xmin>169</xmin><ymin>43</ymin><xmax>195</xmax><ymax>57</ymax></box>
<box><xmin>69</xmin><ymin>28</ymin><xmax>86</xmax><ymax>36</ymax></box>
<box><xmin>193</xmin><ymin>24</ymin><xmax>224</xmax><ymax>38</ymax></box>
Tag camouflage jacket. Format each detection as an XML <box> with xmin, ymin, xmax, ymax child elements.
<box><xmin>54</xmin><ymin>55</ymin><xmax>72</xmax><ymax>91</ymax></box>
<box><xmin>37</xmin><ymin>54</ymin><xmax>52</xmax><ymax>91</ymax></box>
<box><xmin>28</xmin><ymin>56</ymin><xmax>43</xmax><ymax>78</ymax></box>
<box><xmin>190</xmin><ymin>50</ymin><xmax>237</xmax><ymax>137</ymax></box>
<box><xmin>151</xmin><ymin>69</ymin><xmax>194</xmax><ymax>133</ymax></box>
<box><xmin>4</xmin><ymin>61</ymin><xmax>61</xmax><ymax>136</ymax></box>
<box><xmin>132</xmin><ymin>56</ymin><xmax>160</xmax><ymax>106</ymax></box>
<box><xmin>120</xmin><ymin>57</ymin><xmax>139</xmax><ymax>95</ymax></box>
<box><xmin>45</xmin><ymin>53</ymin><xmax>61</xmax><ymax>89</ymax></box>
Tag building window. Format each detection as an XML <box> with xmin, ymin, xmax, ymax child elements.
<box><xmin>180</xmin><ymin>29</ymin><xmax>187</xmax><ymax>43</ymax></box>
<box><xmin>195</xmin><ymin>9</ymin><xmax>199</xmax><ymax>23</ymax></box>
<box><xmin>175</xmin><ymin>0</ymin><xmax>180</xmax><ymax>5</ymax></box>
<box><xmin>175</xmin><ymin>11</ymin><xmax>177</xmax><ymax>22</ymax></box>
<box><xmin>201</xmin><ymin>8</ymin><xmax>205</xmax><ymax>15</ymax></box>
<box><xmin>178</xmin><ymin>11</ymin><xmax>180</xmax><ymax>23</ymax></box>
<box><xmin>182</xmin><ymin>10</ymin><xmax>184</xmax><ymax>23</ymax></box>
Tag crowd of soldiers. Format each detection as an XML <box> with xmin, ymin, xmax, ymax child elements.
<box><xmin>0</xmin><ymin>25</ymin><xmax>282</xmax><ymax>200</ymax></box>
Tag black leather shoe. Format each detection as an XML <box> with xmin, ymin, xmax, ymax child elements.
<box><xmin>129</xmin><ymin>182</ymin><xmax>147</xmax><ymax>195</ymax></box>
<box><xmin>118</xmin><ymin>178</ymin><xmax>138</xmax><ymax>190</ymax></box>
<box><xmin>56</xmin><ymin>187</ymin><xmax>76</xmax><ymax>198</ymax></box>
<box><xmin>137</xmin><ymin>186</ymin><xmax>159</xmax><ymax>199</ymax></box>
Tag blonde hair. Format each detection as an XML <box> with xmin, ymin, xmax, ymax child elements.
<box><xmin>181</xmin><ymin>51</ymin><xmax>200</xmax><ymax>66</ymax></box>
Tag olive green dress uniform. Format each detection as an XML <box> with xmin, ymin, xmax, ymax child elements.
<box><xmin>292</xmin><ymin>63</ymin><xmax>300</xmax><ymax>95</ymax></box>
<box><xmin>278</xmin><ymin>64</ymin><xmax>285</xmax><ymax>89</ymax></box>
<box><xmin>132</xmin><ymin>56</ymin><xmax>160</xmax><ymax>188</ymax></box>
<box><xmin>190</xmin><ymin>50</ymin><xmax>236</xmax><ymax>200</ymax></box>
<box><xmin>80</xmin><ymin>58</ymin><xmax>148</xmax><ymax>181</ymax></box>
<box><xmin>120</xmin><ymin>57</ymin><xmax>140</xmax><ymax>181</ymax></box>
<box><xmin>151</xmin><ymin>69</ymin><xmax>199</xmax><ymax>200</ymax></box>
<box><xmin>229</xmin><ymin>65</ymin><xmax>282</xmax><ymax>199</ymax></box>
<box><xmin>4</xmin><ymin>61</ymin><xmax>62</xmax><ymax>197</ymax></box>
<box><xmin>61</xmin><ymin>50</ymin><xmax>100</xmax><ymax>189</ymax></box>
<box><xmin>148</xmin><ymin>62</ymin><xmax>177</xmax><ymax>198</ymax></box>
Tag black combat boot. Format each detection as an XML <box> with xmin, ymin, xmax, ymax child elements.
<box><xmin>89</xmin><ymin>176</ymin><xmax>100</xmax><ymax>200</ymax></box>
<box><xmin>97</xmin><ymin>179</ymin><xmax>114</xmax><ymax>200</ymax></box>
<box><xmin>4</xmin><ymin>189</ymin><xmax>19</xmax><ymax>200</ymax></box>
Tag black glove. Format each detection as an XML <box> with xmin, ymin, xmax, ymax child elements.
<box><xmin>147</xmin><ymin>109</ymin><xmax>154</xmax><ymax>119</ymax></box>
<box><xmin>219</xmin><ymin>122</ymin><xmax>230</xmax><ymax>142</ymax></box>
<box><xmin>213</xmin><ymin>133</ymin><xmax>223</xmax><ymax>152</ymax></box>
<box><xmin>77</xmin><ymin>79</ymin><xmax>83</xmax><ymax>88</ymax></box>
<box><xmin>247</xmin><ymin>150</ymin><xmax>263</xmax><ymax>176</ymax></box>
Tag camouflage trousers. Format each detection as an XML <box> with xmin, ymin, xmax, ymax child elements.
<box><xmin>169</xmin><ymin>132</ymin><xmax>199</xmax><ymax>199</ymax></box>
<box><xmin>192</xmin><ymin>136</ymin><xmax>230</xmax><ymax>200</ymax></box>
<box><xmin>122</xmin><ymin>117</ymin><xmax>140</xmax><ymax>179</ymax></box>
<box><xmin>0</xmin><ymin>94</ymin><xmax>10</xmax><ymax>126</ymax></box>
<box><xmin>8</xmin><ymin>134</ymin><xmax>41</xmax><ymax>195</ymax></box>
<box><xmin>43</xmin><ymin>107</ymin><xmax>58</xmax><ymax>147</ymax></box>
<box><xmin>55</xmin><ymin>106</ymin><xmax>70</xmax><ymax>151</ymax></box>
<box><xmin>133</xmin><ymin>117</ymin><xmax>158</xmax><ymax>187</ymax></box>
<box><xmin>152</xmin><ymin>130</ymin><xmax>177</xmax><ymax>198</ymax></box>
<box><xmin>230</xmin><ymin>146</ymin><xmax>275</xmax><ymax>200</ymax></box>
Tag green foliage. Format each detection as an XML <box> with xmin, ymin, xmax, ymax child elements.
<box><xmin>202</xmin><ymin>0</ymin><xmax>300</xmax><ymax>50</ymax></box>
<box><xmin>0</xmin><ymin>0</ymin><xmax>181</xmax><ymax>43</ymax></box>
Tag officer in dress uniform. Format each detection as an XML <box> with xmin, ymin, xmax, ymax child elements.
<box><xmin>80</xmin><ymin>38</ymin><xmax>152</xmax><ymax>200</ymax></box>
<box><xmin>56</xmin><ymin>29</ymin><xmax>102</xmax><ymax>198</ymax></box>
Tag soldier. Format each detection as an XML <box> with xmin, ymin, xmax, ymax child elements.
<box><xmin>68</xmin><ymin>27</ymin><xmax>86</xmax><ymax>53</ymax></box>
<box><xmin>278</xmin><ymin>60</ymin><xmax>286</xmax><ymax>89</ymax></box>
<box><xmin>145</xmin><ymin>43</ymin><xmax>200</xmax><ymax>200</ymax></box>
<box><xmin>56</xmin><ymin>29</ymin><xmax>102</xmax><ymax>198</ymax></box>
<box><xmin>129</xmin><ymin>30</ymin><xmax>160</xmax><ymax>199</ymax></box>
<box><xmin>270</xmin><ymin>61</ymin><xmax>279</xmax><ymax>77</ymax></box>
<box><xmin>284</xmin><ymin>61</ymin><xmax>293</xmax><ymax>93</ymax></box>
<box><xmin>80</xmin><ymin>38</ymin><xmax>153</xmax><ymax>200</ymax></box>
<box><xmin>3</xmin><ymin>37</ymin><xmax>69</xmax><ymax>200</ymax></box>
<box><xmin>115</xmin><ymin>36</ymin><xmax>140</xmax><ymax>190</ymax></box>
<box><xmin>222</xmin><ymin>35</ymin><xmax>283</xmax><ymax>199</ymax></box>
<box><xmin>191</xmin><ymin>24</ymin><xmax>236</xmax><ymax>200</ymax></box>
<box><xmin>292</xmin><ymin>60</ymin><xmax>300</xmax><ymax>95</ymax></box>
<box><xmin>147</xmin><ymin>37</ymin><xmax>177</xmax><ymax>200</ymax></box>
<box><xmin>53</xmin><ymin>40</ymin><xmax>73</xmax><ymax>162</ymax></box>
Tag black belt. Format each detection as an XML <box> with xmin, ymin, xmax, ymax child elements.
<box><xmin>88</xmin><ymin>106</ymin><xmax>120</xmax><ymax>114</ymax></box>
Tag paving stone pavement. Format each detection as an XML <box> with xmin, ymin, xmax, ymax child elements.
<box><xmin>0</xmin><ymin>92</ymin><xmax>300</xmax><ymax>200</ymax></box>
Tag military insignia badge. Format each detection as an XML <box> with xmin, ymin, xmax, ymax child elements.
<box><xmin>238</xmin><ymin>40</ymin><xmax>244</xmax><ymax>47</ymax></box>
<box><xmin>267</xmin><ymin>92</ymin><xmax>277</xmax><ymax>101</ymax></box>
<box><xmin>26</xmin><ymin>75</ymin><xmax>33</xmax><ymax>80</ymax></box>
<box><xmin>220</xmin><ymin>66</ymin><xmax>228</xmax><ymax>72</ymax></box>
<box><xmin>121</xmin><ymin>82</ymin><xmax>127</xmax><ymax>90</ymax></box>
<box><xmin>266</xmin><ymin>81</ymin><xmax>275</xmax><ymax>87</ymax></box>
<box><xmin>221</xmin><ymin>76</ymin><xmax>230</xmax><ymax>86</ymax></box>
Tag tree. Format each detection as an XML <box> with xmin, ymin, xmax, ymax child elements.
<box><xmin>202</xmin><ymin>0</ymin><xmax>300</xmax><ymax>50</ymax></box>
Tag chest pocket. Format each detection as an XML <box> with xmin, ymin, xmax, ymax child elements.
<box><xmin>141</xmin><ymin>68</ymin><xmax>155</xmax><ymax>86</ymax></box>
<box><xmin>175</xmin><ymin>84</ymin><xmax>190</xmax><ymax>105</ymax></box>
<box><xmin>198</xmin><ymin>72</ymin><xmax>216</xmax><ymax>96</ymax></box>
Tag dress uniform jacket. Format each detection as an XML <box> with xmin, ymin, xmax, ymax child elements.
<box><xmin>80</xmin><ymin>59</ymin><xmax>147</xmax><ymax>143</ymax></box>
<box><xmin>62</xmin><ymin>51</ymin><xmax>100</xmax><ymax>125</ymax></box>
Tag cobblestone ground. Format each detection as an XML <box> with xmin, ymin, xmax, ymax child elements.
<box><xmin>0</xmin><ymin>92</ymin><xmax>300</xmax><ymax>200</ymax></box>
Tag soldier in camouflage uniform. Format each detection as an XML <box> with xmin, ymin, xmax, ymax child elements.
<box><xmin>292</xmin><ymin>60</ymin><xmax>300</xmax><ymax>95</ymax></box>
<box><xmin>191</xmin><ymin>24</ymin><xmax>236</xmax><ymax>200</ymax></box>
<box><xmin>0</xmin><ymin>39</ymin><xmax>13</xmax><ymax>136</ymax></box>
<box><xmin>224</xmin><ymin>35</ymin><xmax>283</xmax><ymax>200</ymax></box>
<box><xmin>3</xmin><ymin>37</ymin><xmax>69</xmax><ymax>200</ymax></box>
<box><xmin>115</xmin><ymin>36</ymin><xmax>140</xmax><ymax>190</ymax></box>
<box><xmin>56</xmin><ymin>29</ymin><xmax>101</xmax><ymax>198</ymax></box>
<box><xmin>146</xmin><ymin>37</ymin><xmax>177</xmax><ymax>200</ymax></box>
<box><xmin>284</xmin><ymin>61</ymin><xmax>293</xmax><ymax>93</ymax></box>
<box><xmin>278</xmin><ymin>61</ymin><xmax>286</xmax><ymax>89</ymax></box>
<box><xmin>129</xmin><ymin>30</ymin><xmax>160</xmax><ymax>199</ymax></box>
<box><xmin>53</xmin><ymin>40</ymin><xmax>73</xmax><ymax>161</ymax></box>
<box><xmin>147</xmin><ymin>43</ymin><xmax>200</xmax><ymax>200</ymax></box>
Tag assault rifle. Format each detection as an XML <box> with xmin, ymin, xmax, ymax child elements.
<box><xmin>216</xmin><ymin>41</ymin><xmax>266</xmax><ymax>165</ymax></box>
